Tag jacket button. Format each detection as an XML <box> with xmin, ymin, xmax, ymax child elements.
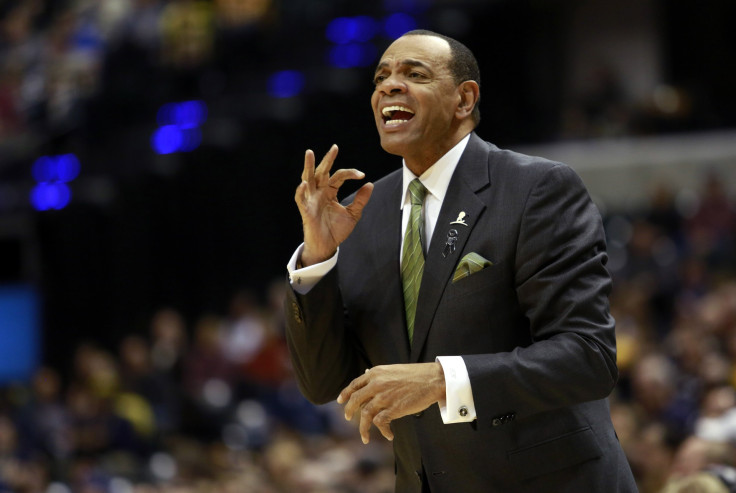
<box><xmin>458</xmin><ymin>406</ymin><xmax>468</xmax><ymax>417</ymax></box>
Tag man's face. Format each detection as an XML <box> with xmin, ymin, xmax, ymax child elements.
<box><xmin>370</xmin><ymin>35</ymin><xmax>461</xmax><ymax>166</ymax></box>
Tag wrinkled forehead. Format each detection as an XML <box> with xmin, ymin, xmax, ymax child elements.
<box><xmin>376</xmin><ymin>35</ymin><xmax>452</xmax><ymax>71</ymax></box>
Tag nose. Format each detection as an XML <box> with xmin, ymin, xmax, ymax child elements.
<box><xmin>378</xmin><ymin>75</ymin><xmax>406</xmax><ymax>95</ymax></box>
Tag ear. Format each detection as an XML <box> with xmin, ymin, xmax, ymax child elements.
<box><xmin>455</xmin><ymin>80</ymin><xmax>480</xmax><ymax>120</ymax></box>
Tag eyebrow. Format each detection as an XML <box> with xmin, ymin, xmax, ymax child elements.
<box><xmin>374</xmin><ymin>58</ymin><xmax>433</xmax><ymax>75</ymax></box>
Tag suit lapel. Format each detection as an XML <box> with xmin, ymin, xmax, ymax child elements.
<box><xmin>410</xmin><ymin>133</ymin><xmax>491</xmax><ymax>362</ymax></box>
<box><xmin>372</xmin><ymin>173</ymin><xmax>411</xmax><ymax>362</ymax></box>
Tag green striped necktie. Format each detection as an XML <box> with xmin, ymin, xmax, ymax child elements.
<box><xmin>402</xmin><ymin>179</ymin><xmax>428</xmax><ymax>344</ymax></box>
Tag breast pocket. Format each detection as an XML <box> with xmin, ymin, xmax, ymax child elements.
<box><xmin>444</xmin><ymin>261</ymin><xmax>504</xmax><ymax>301</ymax></box>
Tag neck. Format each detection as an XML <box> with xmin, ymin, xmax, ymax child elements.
<box><xmin>404</xmin><ymin>128</ymin><xmax>472</xmax><ymax>176</ymax></box>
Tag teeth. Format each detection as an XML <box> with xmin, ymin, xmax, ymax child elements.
<box><xmin>385</xmin><ymin>119</ymin><xmax>408</xmax><ymax>125</ymax></box>
<box><xmin>381</xmin><ymin>105</ymin><xmax>414</xmax><ymax>117</ymax></box>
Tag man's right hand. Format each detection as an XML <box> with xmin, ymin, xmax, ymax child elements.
<box><xmin>295</xmin><ymin>144</ymin><xmax>374</xmax><ymax>266</ymax></box>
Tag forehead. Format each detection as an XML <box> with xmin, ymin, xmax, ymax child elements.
<box><xmin>376</xmin><ymin>35</ymin><xmax>452</xmax><ymax>71</ymax></box>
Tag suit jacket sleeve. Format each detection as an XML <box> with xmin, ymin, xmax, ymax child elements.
<box><xmin>463</xmin><ymin>162</ymin><xmax>618</xmax><ymax>424</ymax></box>
<box><xmin>284</xmin><ymin>268</ymin><xmax>368</xmax><ymax>404</ymax></box>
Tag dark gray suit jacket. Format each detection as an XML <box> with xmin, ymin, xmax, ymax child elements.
<box><xmin>285</xmin><ymin>133</ymin><xmax>637</xmax><ymax>492</ymax></box>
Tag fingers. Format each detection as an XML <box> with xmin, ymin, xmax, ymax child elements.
<box><xmin>359</xmin><ymin>405</ymin><xmax>374</xmax><ymax>444</ymax></box>
<box><xmin>302</xmin><ymin>149</ymin><xmax>315</xmax><ymax>192</ymax></box>
<box><xmin>373</xmin><ymin>410</ymin><xmax>394</xmax><ymax>441</ymax></box>
<box><xmin>337</xmin><ymin>371</ymin><xmax>367</xmax><ymax>405</ymax></box>
<box><xmin>358</xmin><ymin>402</ymin><xmax>394</xmax><ymax>444</ymax></box>
<box><xmin>300</xmin><ymin>146</ymin><xmax>369</xmax><ymax>203</ymax></box>
<box><xmin>328</xmin><ymin>168</ymin><xmax>365</xmax><ymax>189</ymax></box>
<box><xmin>340</xmin><ymin>381</ymin><xmax>371</xmax><ymax>421</ymax></box>
<box><xmin>314</xmin><ymin>144</ymin><xmax>339</xmax><ymax>187</ymax></box>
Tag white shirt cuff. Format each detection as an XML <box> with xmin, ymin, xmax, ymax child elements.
<box><xmin>436</xmin><ymin>356</ymin><xmax>477</xmax><ymax>423</ymax></box>
<box><xmin>287</xmin><ymin>244</ymin><xmax>338</xmax><ymax>295</ymax></box>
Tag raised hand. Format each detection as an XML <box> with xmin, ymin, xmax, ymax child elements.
<box><xmin>295</xmin><ymin>144</ymin><xmax>374</xmax><ymax>266</ymax></box>
<box><xmin>337</xmin><ymin>363</ymin><xmax>446</xmax><ymax>443</ymax></box>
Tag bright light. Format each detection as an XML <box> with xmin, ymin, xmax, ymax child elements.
<box><xmin>268</xmin><ymin>70</ymin><xmax>306</xmax><ymax>98</ymax></box>
<box><xmin>157</xmin><ymin>100</ymin><xmax>207</xmax><ymax>127</ymax></box>
<box><xmin>30</xmin><ymin>154</ymin><xmax>80</xmax><ymax>210</ymax></box>
<box><xmin>32</xmin><ymin>154</ymin><xmax>80</xmax><ymax>183</ymax></box>
<box><xmin>326</xmin><ymin>16</ymin><xmax>378</xmax><ymax>44</ymax></box>
<box><xmin>30</xmin><ymin>182</ymin><xmax>71</xmax><ymax>211</ymax></box>
<box><xmin>329</xmin><ymin>43</ymin><xmax>378</xmax><ymax>68</ymax></box>
<box><xmin>384</xmin><ymin>13</ymin><xmax>417</xmax><ymax>39</ymax></box>
<box><xmin>174</xmin><ymin>100</ymin><xmax>208</xmax><ymax>128</ymax></box>
<box><xmin>31</xmin><ymin>156</ymin><xmax>55</xmax><ymax>182</ymax></box>
<box><xmin>56</xmin><ymin>154</ymin><xmax>81</xmax><ymax>182</ymax></box>
<box><xmin>326</xmin><ymin>17</ymin><xmax>357</xmax><ymax>44</ymax></box>
<box><xmin>153</xmin><ymin>101</ymin><xmax>207</xmax><ymax>154</ymax></box>
<box><xmin>151</xmin><ymin>125</ymin><xmax>183</xmax><ymax>155</ymax></box>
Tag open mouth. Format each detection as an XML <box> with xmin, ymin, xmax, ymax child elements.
<box><xmin>381</xmin><ymin>105</ymin><xmax>415</xmax><ymax>125</ymax></box>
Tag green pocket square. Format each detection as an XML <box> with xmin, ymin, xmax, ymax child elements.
<box><xmin>452</xmin><ymin>252</ymin><xmax>493</xmax><ymax>283</ymax></box>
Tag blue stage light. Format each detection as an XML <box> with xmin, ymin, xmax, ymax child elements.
<box><xmin>353</xmin><ymin>16</ymin><xmax>379</xmax><ymax>42</ymax></box>
<box><xmin>157</xmin><ymin>103</ymin><xmax>177</xmax><ymax>127</ymax></box>
<box><xmin>174</xmin><ymin>100</ymin><xmax>207</xmax><ymax>128</ymax></box>
<box><xmin>157</xmin><ymin>101</ymin><xmax>207</xmax><ymax>127</ymax></box>
<box><xmin>32</xmin><ymin>156</ymin><xmax>55</xmax><ymax>182</ymax></box>
<box><xmin>32</xmin><ymin>154</ymin><xmax>80</xmax><ymax>183</ymax></box>
<box><xmin>384</xmin><ymin>13</ymin><xmax>417</xmax><ymax>39</ymax></box>
<box><xmin>327</xmin><ymin>16</ymin><xmax>378</xmax><ymax>45</ymax></box>
<box><xmin>179</xmin><ymin>127</ymin><xmax>202</xmax><ymax>152</ymax></box>
<box><xmin>326</xmin><ymin>17</ymin><xmax>357</xmax><ymax>44</ymax></box>
<box><xmin>151</xmin><ymin>125</ymin><xmax>184</xmax><ymax>155</ymax></box>
<box><xmin>329</xmin><ymin>44</ymin><xmax>360</xmax><ymax>68</ymax></box>
<box><xmin>30</xmin><ymin>182</ymin><xmax>71</xmax><ymax>211</ymax></box>
<box><xmin>329</xmin><ymin>43</ymin><xmax>378</xmax><ymax>68</ymax></box>
<box><xmin>268</xmin><ymin>70</ymin><xmax>306</xmax><ymax>98</ymax></box>
<box><xmin>55</xmin><ymin>154</ymin><xmax>81</xmax><ymax>182</ymax></box>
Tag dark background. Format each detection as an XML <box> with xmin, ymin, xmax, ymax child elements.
<box><xmin>1</xmin><ymin>0</ymin><xmax>735</xmax><ymax>372</ymax></box>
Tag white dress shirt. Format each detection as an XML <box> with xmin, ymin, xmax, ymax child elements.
<box><xmin>287</xmin><ymin>134</ymin><xmax>477</xmax><ymax>423</ymax></box>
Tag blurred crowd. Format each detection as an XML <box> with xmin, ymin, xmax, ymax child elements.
<box><xmin>0</xmin><ymin>283</ymin><xmax>396</xmax><ymax>492</ymax></box>
<box><xmin>0</xmin><ymin>175</ymin><xmax>733</xmax><ymax>493</ymax></box>
<box><xmin>0</xmin><ymin>0</ymin><xmax>276</xmax><ymax>162</ymax></box>
<box><xmin>610</xmin><ymin>174</ymin><xmax>736</xmax><ymax>492</ymax></box>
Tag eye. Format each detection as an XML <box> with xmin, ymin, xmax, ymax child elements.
<box><xmin>408</xmin><ymin>72</ymin><xmax>426</xmax><ymax>79</ymax></box>
<box><xmin>373</xmin><ymin>75</ymin><xmax>387</xmax><ymax>85</ymax></box>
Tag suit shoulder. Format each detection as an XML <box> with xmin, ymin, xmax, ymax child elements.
<box><xmin>484</xmin><ymin>143</ymin><xmax>581</xmax><ymax>188</ymax></box>
<box><xmin>490</xmin><ymin>145</ymin><xmax>563</xmax><ymax>173</ymax></box>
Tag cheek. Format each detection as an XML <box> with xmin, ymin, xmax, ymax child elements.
<box><xmin>370</xmin><ymin>92</ymin><xmax>380</xmax><ymax>111</ymax></box>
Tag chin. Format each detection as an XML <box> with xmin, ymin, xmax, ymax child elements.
<box><xmin>378</xmin><ymin>136</ymin><xmax>406</xmax><ymax>157</ymax></box>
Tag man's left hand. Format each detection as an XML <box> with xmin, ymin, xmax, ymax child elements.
<box><xmin>337</xmin><ymin>363</ymin><xmax>446</xmax><ymax>443</ymax></box>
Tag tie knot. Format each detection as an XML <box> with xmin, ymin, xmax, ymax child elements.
<box><xmin>408</xmin><ymin>179</ymin><xmax>427</xmax><ymax>206</ymax></box>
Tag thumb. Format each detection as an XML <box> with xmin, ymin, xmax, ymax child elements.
<box><xmin>346</xmin><ymin>182</ymin><xmax>374</xmax><ymax>219</ymax></box>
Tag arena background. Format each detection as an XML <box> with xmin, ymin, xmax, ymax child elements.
<box><xmin>1</xmin><ymin>0</ymin><xmax>735</xmax><ymax>491</ymax></box>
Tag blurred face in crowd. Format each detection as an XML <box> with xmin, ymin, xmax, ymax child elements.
<box><xmin>371</xmin><ymin>34</ymin><xmax>468</xmax><ymax>173</ymax></box>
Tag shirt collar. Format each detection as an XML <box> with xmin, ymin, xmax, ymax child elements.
<box><xmin>400</xmin><ymin>133</ymin><xmax>471</xmax><ymax>210</ymax></box>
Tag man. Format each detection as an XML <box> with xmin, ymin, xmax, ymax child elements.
<box><xmin>285</xmin><ymin>30</ymin><xmax>637</xmax><ymax>492</ymax></box>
